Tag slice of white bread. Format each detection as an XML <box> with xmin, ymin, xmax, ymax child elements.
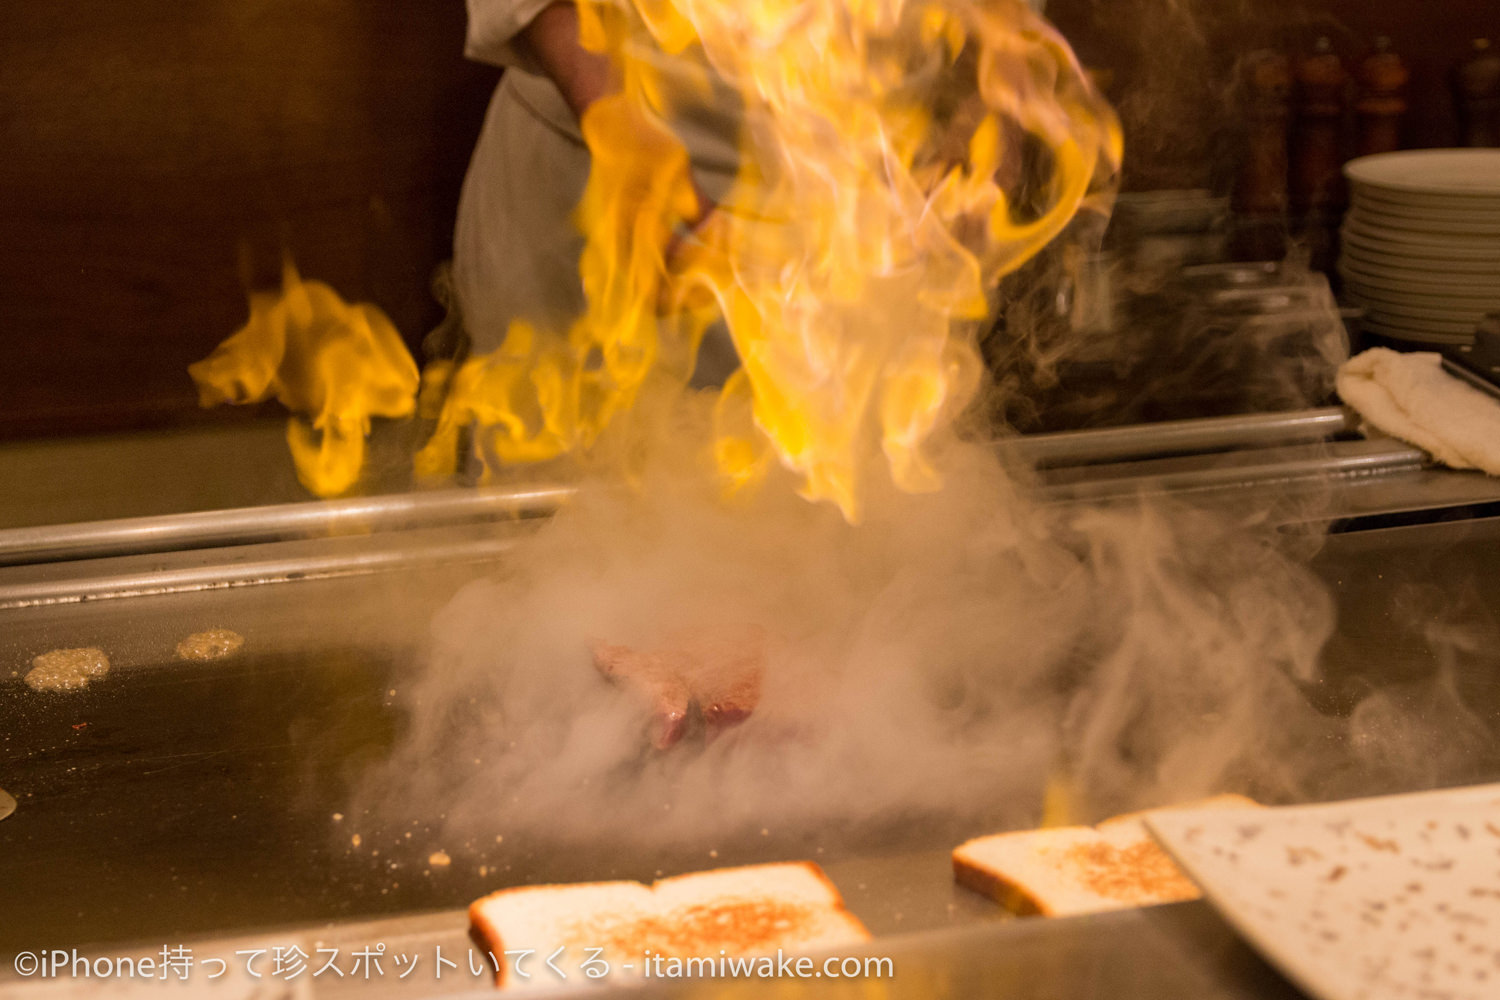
<box><xmin>953</xmin><ymin>794</ymin><xmax>1261</xmax><ymax>918</ymax></box>
<box><xmin>470</xmin><ymin>861</ymin><xmax>870</xmax><ymax>989</ymax></box>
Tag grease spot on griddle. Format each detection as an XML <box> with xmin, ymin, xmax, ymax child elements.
<box><xmin>25</xmin><ymin>648</ymin><xmax>110</xmax><ymax>692</ymax></box>
<box><xmin>176</xmin><ymin>629</ymin><xmax>245</xmax><ymax>662</ymax></box>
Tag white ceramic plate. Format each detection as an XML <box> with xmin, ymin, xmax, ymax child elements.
<box><xmin>1342</xmin><ymin>221</ymin><xmax>1500</xmax><ymax>257</ymax></box>
<box><xmin>1346</xmin><ymin>208</ymin><xmax>1500</xmax><ymax>239</ymax></box>
<box><xmin>1360</xmin><ymin>320</ymin><xmax>1482</xmax><ymax>338</ymax></box>
<box><xmin>1343</xmin><ymin>246</ymin><xmax>1500</xmax><ymax>271</ymax></box>
<box><xmin>1359</xmin><ymin>320</ymin><xmax>1476</xmax><ymax>346</ymax></box>
<box><xmin>1352</xmin><ymin>188</ymin><xmax>1500</xmax><ymax>216</ymax></box>
<box><xmin>1348</xmin><ymin>306</ymin><xmax>1488</xmax><ymax>335</ymax></box>
<box><xmin>1341</xmin><ymin>225</ymin><xmax>1500</xmax><ymax>257</ymax></box>
<box><xmin>1339</xmin><ymin>275</ymin><xmax>1500</xmax><ymax>311</ymax></box>
<box><xmin>1349</xmin><ymin>215</ymin><xmax>1500</xmax><ymax>240</ymax></box>
<box><xmin>1350</xmin><ymin>210</ymin><xmax>1500</xmax><ymax>238</ymax></box>
<box><xmin>1345</xmin><ymin>297</ymin><xmax>1499</xmax><ymax>326</ymax></box>
<box><xmin>1344</xmin><ymin>286</ymin><xmax>1495</xmax><ymax>318</ymax></box>
<box><xmin>1346</xmin><ymin>149</ymin><xmax>1500</xmax><ymax>198</ymax></box>
<box><xmin>1147</xmin><ymin>784</ymin><xmax>1500</xmax><ymax>1000</ymax></box>
<box><xmin>1346</xmin><ymin>304</ymin><xmax>1483</xmax><ymax>335</ymax></box>
<box><xmin>1343</xmin><ymin>217</ymin><xmax>1500</xmax><ymax>247</ymax></box>
<box><xmin>1347</xmin><ymin>281</ymin><xmax>1500</xmax><ymax>306</ymax></box>
<box><xmin>1350</xmin><ymin>275</ymin><xmax>1500</xmax><ymax>302</ymax></box>
<box><xmin>1340</xmin><ymin>263</ymin><xmax>1500</xmax><ymax>295</ymax></box>
<box><xmin>1341</xmin><ymin>241</ymin><xmax>1500</xmax><ymax>276</ymax></box>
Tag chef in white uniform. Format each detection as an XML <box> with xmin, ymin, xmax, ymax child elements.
<box><xmin>453</xmin><ymin>1</ymin><xmax>742</xmax><ymax>379</ymax></box>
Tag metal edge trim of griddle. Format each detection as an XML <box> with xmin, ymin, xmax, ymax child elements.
<box><xmin>0</xmin><ymin>440</ymin><xmax>1468</xmax><ymax>612</ymax></box>
<box><xmin>1010</xmin><ymin>407</ymin><xmax>1358</xmax><ymax>469</ymax></box>
<box><xmin>0</xmin><ymin>484</ymin><xmax>575</xmax><ymax>568</ymax></box>
<box><xmin>0</xmin><ymin>523</ymin><xmax>536</xmax><ymax>611</ymax></box>
<box><xmin>0</xmin><ymin>410</ymin><xmax>1359</xmax><ymax>569</ymax></box>
<box><xmin>1034</xmin><ymin>437</ymin><xmax>1427</xmax><ymax>504</ymax></box>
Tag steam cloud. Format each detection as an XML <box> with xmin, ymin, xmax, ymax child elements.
<box><xmin>351</xmin><ymin>0</ymin><xmax>1488</xmax><ymax>869</ymax></box>
<box><xmin>358</xmin><ymin>433</ymin><xmax>1496</xmax><ymax>869</ymax></box>
<box><xmin>360</xmin><ymin>425</ymin><xmax>1380</xmax><ymax>857</ymax></box>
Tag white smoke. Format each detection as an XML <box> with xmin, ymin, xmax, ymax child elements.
<box><xmin>357</xmin><ymin>425</ymin><xmax>1362</xmax><ymax>855</ymax></box>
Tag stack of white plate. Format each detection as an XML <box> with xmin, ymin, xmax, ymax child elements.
<box><xmin>1340</xmin><ymin>149</ymin><xmax>1500</xmax><ymax>345</ymax></box>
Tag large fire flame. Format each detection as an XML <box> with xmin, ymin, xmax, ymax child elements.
<box><xmin>666</xmin><ymin>0</ymin><xmax>1119</xmax><ymax>519</ymax></box>
<box><xmin>428</xmin><ymin>0</ymin><xmax>1119</xmax><ymax>520</ymax></box>
<box><xmin>196</xmin><ymin>0</ymin><xmax>1118</xmax><ymax>518</ymax></box>
<box><xmin>189</xmin><ymin>259</ymin><xmax>419</xmax><ymax>497</ymax></box>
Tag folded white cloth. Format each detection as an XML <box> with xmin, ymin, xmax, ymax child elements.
<box><xmin>1336</xmin><ymin>347</ymin><xmax>1500</xmax><ymax>476</ymax></box>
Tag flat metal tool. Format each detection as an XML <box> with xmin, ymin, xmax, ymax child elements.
<box><xmin>1441</xmin><ymin>313</ymin><xmax>1500</xmax><ymax>401</ymax></box>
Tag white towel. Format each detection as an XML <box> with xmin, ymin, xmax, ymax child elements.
<box><xmin>1336</xmin><ymin>348</ymin><xmax>1500</xmax><ymax>476</ymax></box>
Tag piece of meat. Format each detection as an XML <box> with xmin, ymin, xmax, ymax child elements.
<box><xmin>591</xmin><ymin>626</ymin><xmax>766</xmax><ymax>749</ymax></box>
<box><xmin>592</xmin><ymin>642</ymin><xmax>694</xmax><ymax>748</ymax></box>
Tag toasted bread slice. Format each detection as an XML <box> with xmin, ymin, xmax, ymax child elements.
<box><xmin>469</xmin><ymin>861</ymin><xmax>869</xmax><ymax>989</ymax></box>
<box><xmin>953</xmin><ymin>822</ymin><xmax>1202</xmax><ymax>916</ymax></box>
<box><xmin>954</xmin><ymin>795</ymin><xmax>1261</xmax><ymax>918</ymax></box>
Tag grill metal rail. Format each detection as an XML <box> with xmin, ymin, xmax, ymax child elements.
<box><xmin>2</xmin><ymin>408</ymin><xmax>1497</xmax><ymax>610</ymax></box>
<box><xmin>0</xmin><ymin>407</ymin><xmax>1389</xmax><ymax>568</ymax></box>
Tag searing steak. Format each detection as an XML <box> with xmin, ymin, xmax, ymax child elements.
<box><xmin>592</xmin><ymin>625</ymin><xmax>766</xmax><ymax>748</ymax></box>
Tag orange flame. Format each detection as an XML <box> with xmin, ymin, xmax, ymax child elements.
<box><xmin>415</xmin><ymin>88</ymin><xmax>704</xmax><ymax>481</ymax></box>
<box><xmin>203</xmin><ymin>3</ymin><xmax>1119</xmax><ymax>512</ymax></box>
<box><xmin>427</xmin><ymin>0</ymin><xmax>1119</xmax><ymax>520</ymax></box>
<box><xmin>189</xmin><ymin>259</ymin><xmax>419</xmax><ymax>497</ymax></box>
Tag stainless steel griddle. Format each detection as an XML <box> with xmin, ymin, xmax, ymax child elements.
<box><xmin>2</xmin><ymin>411</ymin><xmax>1499</xmax><ymax>999</ymax></box>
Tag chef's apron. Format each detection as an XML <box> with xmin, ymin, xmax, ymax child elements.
<box><xmin>454</xmin><ymin>0</ymin><xmax>742</xmax><ymax>382</ymax></box>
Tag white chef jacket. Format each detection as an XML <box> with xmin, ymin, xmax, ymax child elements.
<box><xmin>454</xmin><ymin>0</ymin><xmax>741</xmax><ymax>366</ymax></box>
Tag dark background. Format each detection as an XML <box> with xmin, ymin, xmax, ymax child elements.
<box><xmin>0</xmin><ymin>2</ymin><xmax>498</xmax><ymax>438</ymax></box>
<box><xmin>0</xmin><ymin>0</ymin><xmax>1494</xmax><ymax>438</ymax></box>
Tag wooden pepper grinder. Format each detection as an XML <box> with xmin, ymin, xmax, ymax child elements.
<box><xmin>1356</xmin><ymin>37</ymin><xmax>1409</xmax><ymax>156</ymax></box>
<box><xmin>1291</xmin><ymin>38</ymin><xmax>1347</xmax><ymax>272</ymax></box>
<box><xmin>1232</xmin><ymin>50</ymin><xmax>1292</xmax><ymax>261</ymax></box>
<box><xmin>1454</xmin><ymin>39</ymin><xmax>1500</xmax><ymax>147</ymax></box>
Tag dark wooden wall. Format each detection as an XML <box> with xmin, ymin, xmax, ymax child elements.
<box><xmin>0</xmin><ymin>2</ymin><xmax>499</xmax><ymax>438</ymax></box>
<box><xmin>0</xmin><ymin>1</ymin><xmax>1492</xmax><ymax>438</ymax></box>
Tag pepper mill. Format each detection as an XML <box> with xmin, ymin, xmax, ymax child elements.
<box><xmin>1356</xmin><ymin>37</ymin><xmax>1409</xmax><ymax>157</ymax></box>
<box><xmin>1291</xmin><ymin>38</ymin><xmax>1348</xmax><ymax>218</ymax></box>
<box><xmin>1232</xmin><ymin>50</ymin><xmax>1292</xmax><ymax>260</ymax></box>
<box><xmin>1454</xmin><ymin>39</ymin><xmax>1500</xmax><ymax>147</ymax></box>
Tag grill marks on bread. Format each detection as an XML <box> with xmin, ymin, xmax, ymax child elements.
<box><xmin>571</xmin><ymin>898</ymin><xmax>820</xmax><ymax>956</ymax></box>
<box><xmin>954</xmin><ymin>794</ymin><xmax>1261</xmax><ymax>917</ymax></box>
<box><xmin>1061</xmin><ymin>839</ymin><xmax>1200</xmax><ymax>903</ymax></box>
<box><xmin>469</xmin><ymin>861</ymin><xmax>869</xmax><ymax>989</ymax></box>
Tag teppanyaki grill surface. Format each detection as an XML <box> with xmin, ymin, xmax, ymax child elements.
<box><xmin>0</xmin><ymin>640</ymin><xmax>1013</xmax><ymax>955</ymax></box>
<box><xmin>1</xmin><ymin>510</ymin><xmax>1499</xmax><ymax>968</ymax></box>
<box><xmin>0</xmin><ymin>567</ymin><xmax>1017</xmax><ymax>956</ymax></box>
<box><xmin>0</xmin><ymin>644</ymin><xmax>405</xmax><ymax>951</ymax></box>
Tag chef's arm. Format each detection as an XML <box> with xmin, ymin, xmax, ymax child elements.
<box><xmin>515</xmin><ymin>1</ymin><xmax>714</xmax><ymax>225</ymax></box>
<box><xmin>516</xmin><ymin>3</ymin><xmax>615</xmax><ymax>120</ymax></box>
